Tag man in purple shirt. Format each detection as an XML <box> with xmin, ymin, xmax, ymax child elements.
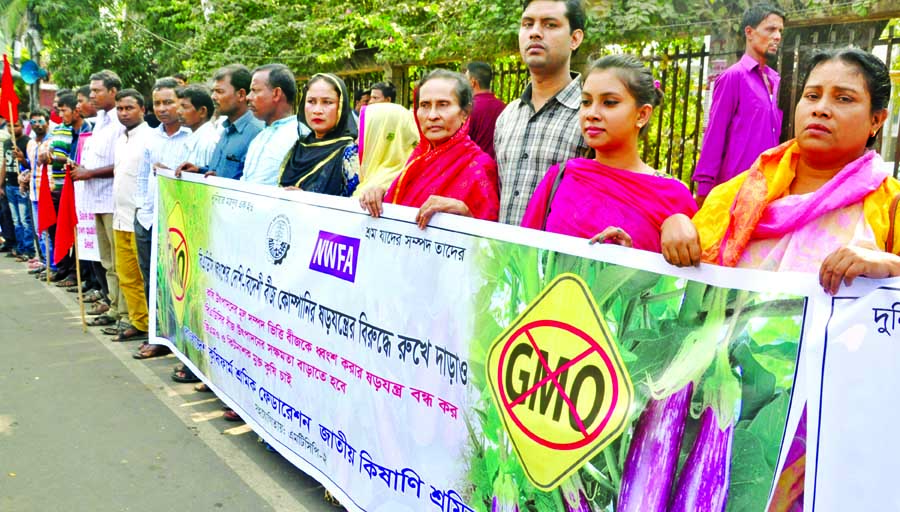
<box><xmin>465</xmin><ymin>61</ymin><xmax>506</xmax><ymax>160</ymax></box>
<box><xmin>693</xmin><ymin>3</ymin><xmax>785</xmax><ymax>206</ymax></box>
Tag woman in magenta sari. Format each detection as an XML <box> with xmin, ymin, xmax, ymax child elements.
<box><xmin>521</xmin><ymin>55</ymin><xmax>696</xmax><ymax>251</ymax></box>
<box><xmin>359</xmin><ymin>69</ymin><xmax>499</xmax><ymax>228</ymax></box>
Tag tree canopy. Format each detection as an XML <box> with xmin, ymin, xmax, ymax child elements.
<box><xmin>0</xmin><ymin>0</ymin><xmax>886</xmax><ymax>90</ymax></box>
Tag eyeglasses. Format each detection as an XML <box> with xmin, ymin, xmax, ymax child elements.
<box><xmin>31</xmin><ymin>119</ymin><xmax>47</xmax><ymax>125</ymax></box>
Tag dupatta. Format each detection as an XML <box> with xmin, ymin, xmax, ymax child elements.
<box><xmin>279</xmin><ymin>73</ymin><xmax>358</xmax><ymax>194</ymax></box>
<box><xmin>354</xmin><ymin>103</ymin><xmax>418</xmax><ymax>197</ymax></box>
<box><xmin>521</xmin><ymin>158</ymin><xmax>697</xmax><ymax>252</ymax></box>
<box><xmin>695</xmin><ymin>140</ymin><xmax>900</xmax><ymax>266</ymax></box>
<box><xmin>384</xmin><ymin>115</ymin><xmax>499</xmax><ymax>221</ymax></box>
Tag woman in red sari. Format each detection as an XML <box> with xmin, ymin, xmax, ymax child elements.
<box><xmin>521</xmin><ymin>55</ymin><xmax>697</xmax><ymax>252</ymax></box>
<box><xmin>359</xmin><ymin>69</ymin><xmax>499</xmax><ymax>228</ymax></box>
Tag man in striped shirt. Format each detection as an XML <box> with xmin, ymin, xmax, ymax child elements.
<box><xmin>493</xmin><ymin>0</ymin><xmax>588</xmax><ymax>226</ymax></box>
<box><xmin>72</xmin><ymin>70</ymin><xmax>127</xmax><ymax>328</ymax></box>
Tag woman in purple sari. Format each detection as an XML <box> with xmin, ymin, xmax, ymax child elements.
<box><xmin>522</xmin><ymin>55</ymin><xmax>697</xmax><ymax>252</ymax></box>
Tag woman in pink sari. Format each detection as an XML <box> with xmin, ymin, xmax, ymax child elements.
<box><xmin>521</xmin><ymin>55</ymin><xmax>697</xmax><ymax>251</ymax></box>
<box><xmin>662</xmin><ymin>48</ymin><xmax>900</xmax><ymax>511</ymax></box>
<box><xmin>359</xmin><ymin>69</ymin><xmax>499</xmax><ymax>228</ymax></box>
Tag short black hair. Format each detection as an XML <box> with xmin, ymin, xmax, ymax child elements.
<box><xmin>153</xmin><ymin>77</ymin><xmax>180</xmax><ymax>92</ymax></box>
<box><xmin>213</xmin><ymin>64</ymin><xmax>253</xmax><ymax>95</ymax></box>
<box><xmin>173</xmin><ymin>72</ymin><xmax>188</xmax><ymax>83</ymax></box>
<box><xmin>418</xmin><ymin>69</ymin><xmax>474</xmax><ymax>113</ymax></box>
<box><xmin>370</xmin><ymin>81</ymin><xmax>396</xmax><ymax>102</ymax></box>
<box><xmin>57</xmin><ymin>91</ymin><xmax>77</xmax><ymax>110</ymax></box>
<box><xmin>354</xmin><ymin>88</ymin><xmax>370</xmax><ymax>102</ymax></box>
<box><xmin>802</xmin><ymin>47</ymin><xmax>891</xmax><ymax>148</ymax></box>
<box><xmin>30</xmin><ymin>108</ymin><xmax>49</xmax><ymax>120</ymax></box>
<box><xmin>252</xmin><ymin>63</ymin><xmax>298</xmax><ymax>104</ymax></box>
<box><xmin>116</xmin><ymin>89</ymin><xmax>146</xmax><ymax>108</ymax></box>
<box><xmin>522</xmin><ymin>0</ymin><xmax>586</xmax><ymax>34</ymax></box>
<box><xmin>89</xmin><ymin>70</ymin><xmax>122</xmax><ymax>91</ymax></box>
<box><xmin>176</xmin><ymin>84</ymin><xmax>214</xmax><ymax>120</ymax></box>
<box><xmin>466</xmin><ymin>62</ymin><xmax>493</xmax><ymax>90</ymax></box>
<box><xmin>742</xmin><ymin>3</ymin><xmax>786</xmax><ymax>31</ymax></box>
<box><xmin>76</xmin><ymin>85</ymin><xmax>91</xmax><ymax>98</ymax></box>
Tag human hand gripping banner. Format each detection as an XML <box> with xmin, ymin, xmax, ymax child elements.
<box><xmin>151</xmin><ymin>171</ymin><xmax>898</xmax><ymax>512</ymax></box>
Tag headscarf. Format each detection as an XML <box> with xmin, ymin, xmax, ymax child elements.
<box><xmin>353</xmin><ymin>103</ymin><xmax>418</xmax><ymax>197</ymax></box>
<box><xmin>384</xmin><ymin>96</ymin><xmax>499</xmax><ymax>221</ymax></box>
<box><xmin>279</xmin><ymin>73</ymin><xmax>358</xmax><ymax>194</ymax></box>
<box><xmin>695</xmin><ymin>140</ymin><xmax>900</xmax><ymax>265</ymax></box>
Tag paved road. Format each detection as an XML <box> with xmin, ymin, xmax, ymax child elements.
<box><xmin>0</xmin><ymin>256</ymin><xmax>342</xmax><ymax>512</ymax></box>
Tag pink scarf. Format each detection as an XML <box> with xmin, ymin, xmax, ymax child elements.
<box><xmin>521</xmin><ymin>157</ymin><xmax>697</xmax><ymax>252</ymax></box>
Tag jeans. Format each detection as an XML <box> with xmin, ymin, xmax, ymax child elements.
<box><xmin>134</xmin><ymin>217</ymin><xmax>153</xmax><ymax>303</ymax></box>
<box><xmin>0</xmin><ymin>187</ymin><xmax>14</xmax><ymax>249</ymax></box>
<box><xmin>6</xmin><ymin>185</ymin><xmax>34</xmax><ymax>256</ymax></box>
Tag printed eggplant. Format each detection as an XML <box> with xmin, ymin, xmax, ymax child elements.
<box><xmin>616</xmin><ymin>382</ymin><xmax>693</xmax><ymax>512</ymax></box>
<box><xmin>560</xmin><ymin>473</ymin><xmax>593</xmax><ymax>512</ymax></box>
<box><xmin>668</xmin><ymin>405</ymin><xmax>735</xmax><ymax>512</ymax></box>
<box><xmin>491</xmin><ymin>473</ymin><xmax>520</xmax><ymax>512</ymax></box>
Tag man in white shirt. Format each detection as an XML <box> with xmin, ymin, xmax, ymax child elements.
<box><xmin>241</xmin><ymin>64</ymin><xmax>309</xmax><ymax>186</ymax></box>
<box><xmin>176</xmin><ymin>84</ymin><xmax>218</xmax><ymax>168</ymax></box>
<box><xmin>110</xmin><ymin>89</ymin><xmax>152</xmax><ymax>342</ymax></box>
<box><xmin>72</xmin><ymin>70</ymin><xmax>127</xmax><ymax>328</ymax></box>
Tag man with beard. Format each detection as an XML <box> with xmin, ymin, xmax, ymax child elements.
<box><xmin>692</xmin><ymin>3</ymin><xmax>785</xmax><ymax>207</ymax></box>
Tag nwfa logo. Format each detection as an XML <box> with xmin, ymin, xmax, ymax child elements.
<box><xmin>309</xmin><ymin>231</ymin><xmax>360</xmax><ymax>283</ymax></box>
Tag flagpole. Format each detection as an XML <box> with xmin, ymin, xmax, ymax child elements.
<box><xmin>72</xmin><ymin>224</ymin><xmax>86</xmax><ymax>332</ymax></box>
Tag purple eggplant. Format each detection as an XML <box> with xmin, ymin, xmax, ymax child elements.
<box><xmin>560</xmin><ymin>473</ymin><xmax>593</xmax><ymax>512</ymax></box>
<box><xmin>616</xmin><ymin>382</ymin><xmax>694</xmax><ymax>512</ymax></box>
<box><xmin>491</xmin><ymin>473</ymin><xmax>519</xmax><ymax>512</ymax></box>
<box><xmin>668</xmin><ymin>406</ymin><xmax>734</xmax><ymax>512</ymax></box>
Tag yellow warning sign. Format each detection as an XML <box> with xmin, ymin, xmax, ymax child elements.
<box><xmin>486</xmin><ymin>273</ymin><xmax>634</xmax><ymax>491</ymax></box>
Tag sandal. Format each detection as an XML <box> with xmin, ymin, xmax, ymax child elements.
<box><xmin>171</xmin><ymin>366</ymin><xmax>200</xmax><ymax>383</ymax></box>
<box><xmin>83</xmin><ymin>290</ymin><xmax>103</xmax><ymax>303</ymax></box>
<box><xmin>87</xmin><ymin>301</ymin><xmax>110</xmax><ymax>316</ymax></box>
<box><xmin>55</xmin><ymin>278</ymin><xmax>78</xmax><ymax>288</ymax></box>
<box><xmin>86</xmin><ymin>314</ymin><xmax>116</xmax><ymax>327</ymax></box>
<box><xmin>101</xmin><ymin>322</ymin><xmax>130</xmax><ymax>336</ymax></box>
<box><xmin>194</xmin><ymin>383</ymin><xmax>212</xmax><ymax>392</ymax></box>
<box><xmin>132</xmin><ymin>344</ymin><xmax>170</xmax><ymax>360</ymax></box>
<box><xmin>111</xmin><ymin>326</ymin><xmax>148</xmax><ymax>342</ymax></box>
<box><xmin>223</xmin><ymin>408</ymin><xmax>243</xmax><ymax>422</ymax></box>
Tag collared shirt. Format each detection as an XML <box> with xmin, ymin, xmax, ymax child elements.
<box><xmin>693</xmin><ymin>54</ymin><xmax>782</xmax><ymax>197</ymax></box>
<box><xmin>469</xmin><ymin>91</ymin><xmax>506</xmax><ymax>161</ymax></box>
<box><xmin>113</xmin><ymin>122</ymin><xmax>152</xmax><ymax>231</ymax></box>
<box><xmin>79</xmin><ymin>108</ymin><xmax>126</xmax><ymax>213</ymax></box>
<box><xmin>135</xmin><ymin>124</ymin><xmax>192</xmax><ymax>229</ymax></box>
<box><xmin>241</xmin><ymin>115</ymin><xmax>308</xmax><ymax>186</ymax></box>
<box><xmin>494</xmin><ymin>74</ymin><xmax>587</xmax><ymax>225</ymax></box>
<box><xmin>205</xmin><ymin>110</ymin><xmax>264</xmax><ymax>179</ymax></box>
<box><xmin>185</xmin><ymin>121</ymin><xmax>221</xmax><ymax>169</ymax></box>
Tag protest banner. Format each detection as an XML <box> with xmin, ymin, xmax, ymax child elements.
<box><xmin>150</xmin><ymin>171</ymin><xmax>894</xmax><ymax>512</ymax></box>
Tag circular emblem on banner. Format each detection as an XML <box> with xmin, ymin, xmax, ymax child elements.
<box><xmin>166</xmin><ymin>202</ymin><xmax>190</xmax><ymax>304</ymax></box>
<box><xmin>267</xmin><ymin>214</ymin><xmax>291</xmax><ymax>265</ymax></box>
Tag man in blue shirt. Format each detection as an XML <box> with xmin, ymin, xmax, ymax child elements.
<box><xmin>177</xmin><ymin>64</ymin><xmax>263</xmax><ymax>180</ymax></box>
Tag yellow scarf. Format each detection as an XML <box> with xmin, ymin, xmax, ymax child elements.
<box><xmin>353</xmin><ymin>103</ymin><xmax>419</xmax><ymax>197</ymax></box>
<box><xmin>695</xmin><ymin>140</ymin><xmax>900</xmax><ymax>265</ymax></box>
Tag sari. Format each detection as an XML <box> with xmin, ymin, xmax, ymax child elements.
<box><xmin>280</xmin><ymin>73</ymin><xmax>359</xmax><ymax>195</ymax></box>
<box><xmin>521</xmin><ymin>158</ymin><xmax>697</xmax><ymax>252</ymax></box>
<box><xmin>384</xmin><ymin>118</ymin><xmax>499</xmax><ymax>221</ymax></box>
<box><xmin>353</xmin><ymin>103</ymin><xmax>418</xmax><ymax>197</ymax></box>
<box><xmin>691</xmin><ymin>140</ymin><xmax>900</xmax><ymax>512</ymax></box>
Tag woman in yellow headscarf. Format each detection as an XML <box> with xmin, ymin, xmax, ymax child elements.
<box><xmin>352</xmin><ymin>102</ymin><xmax>419</xmax><ymax>197</ymax></box>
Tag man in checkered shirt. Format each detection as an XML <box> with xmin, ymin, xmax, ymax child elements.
<box><xmin>494</xmin><ymin>0</ymin><xmax>588</xmax><ymax>225</ymax></box>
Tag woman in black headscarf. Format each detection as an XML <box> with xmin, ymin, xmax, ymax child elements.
<box><xmin>280</xmin><ymin>73</ymin><xmax>359</xmax><ymax>195</ymax></box>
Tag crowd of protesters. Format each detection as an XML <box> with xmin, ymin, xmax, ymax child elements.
<box><xmin>2</xmin><ymin>0</ymin><xmax>899</xmax><ymax>509</ymax></box>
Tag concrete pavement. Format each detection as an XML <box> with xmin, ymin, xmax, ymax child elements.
<box><xmin>0</xmin><ymin>255</ymin><xmax>342</xmax><ymax>512</ymax></box>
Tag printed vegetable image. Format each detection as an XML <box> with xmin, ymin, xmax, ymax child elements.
<box><xmin>469</xmin><ymin>245</ymin><xmax>803</xmax><ymax>512</ymax></box>
<box><xmin>616</xmin><ymin>382</ymin><xmax>692</xmax><ymax>512</ymax></box>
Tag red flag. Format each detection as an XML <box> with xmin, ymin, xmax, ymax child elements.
<box><xmin>0</xmin><ymin>54</ymin><xmax>19</xmax><ymax>124</ymax></box>
<box><xmin>37</xmin><ymin>164</ymin><xmax>56</xmax><ymax>233</ymax></box>
<box><xmin>53</xmin><ymin>165</ymin><xmax>77</xmax><ymax>264</ymax></box>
